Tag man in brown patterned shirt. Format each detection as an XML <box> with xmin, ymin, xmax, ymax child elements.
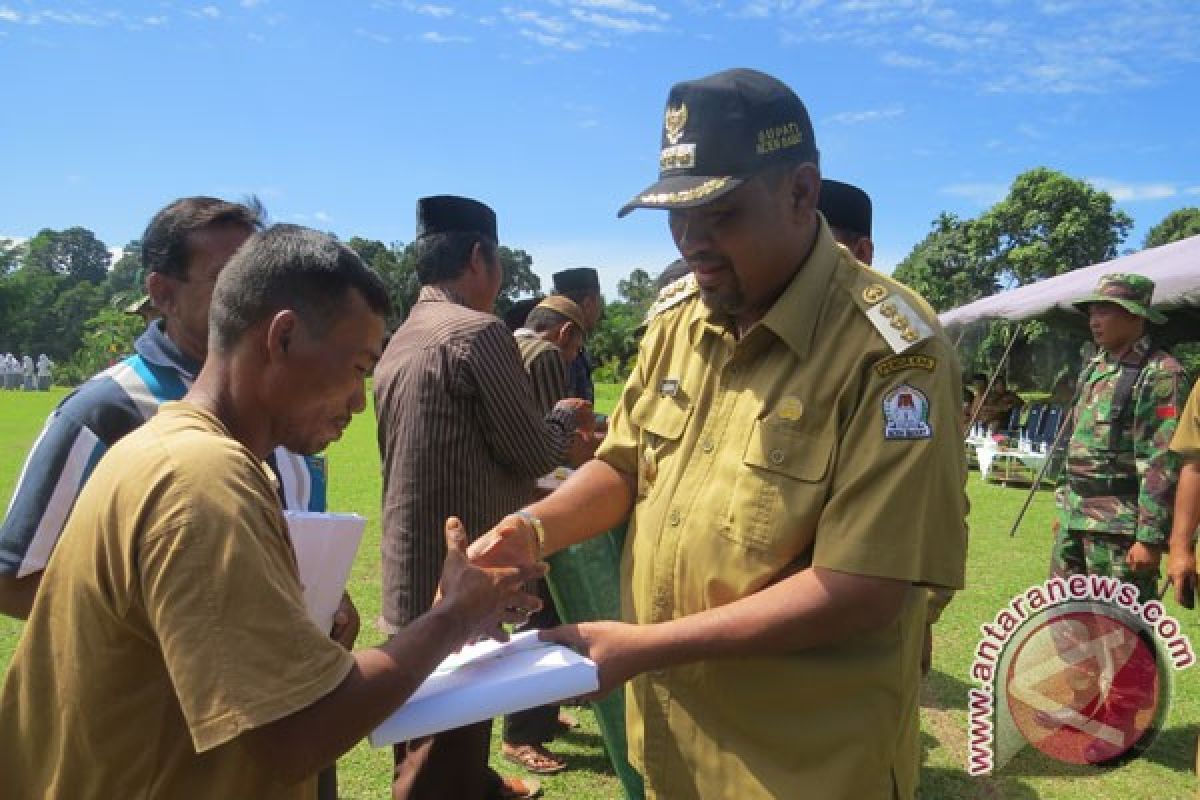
<box><xmin>374</xmin><ymin>195</ymin><xmax>592</xmax><ymax>800</ymax></box>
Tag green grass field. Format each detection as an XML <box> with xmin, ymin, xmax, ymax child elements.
<box><xmin>1</xmin><ymin>386</ymin><xmax>1197</xmax><ymax>799</ymax></box>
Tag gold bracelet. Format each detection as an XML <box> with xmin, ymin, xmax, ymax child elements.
<box><xmin>515</xmin><ymin>509</ymin><xmax>546</xmax><ymax>560</ymax></box>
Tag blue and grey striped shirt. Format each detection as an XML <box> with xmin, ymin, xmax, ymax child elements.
<box><xmin>0</xmin><ymin>320</ymin><xmax>327</xmax><ymax>578</ymax></box>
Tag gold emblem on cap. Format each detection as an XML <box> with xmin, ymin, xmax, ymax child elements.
<box><xmin>862</xmin><ymin>284</ymin><xmax>887</xmax><ymax>306</ymax></box>
<box><xmin>639</xmin><ymin>177</ymin><xmax>731</xmax><ymax>206</ymax></box>
<box><xmin>901</xmin><ymin>329</ymin><xmax>919</xmax><ymax>343</ymax></box>
<box><xmin>665</xmin><ymin>103</ymin><xmax>688</xmax><ymax>145</ymax></box>
<box><xmin>777</xmin><ymin>396</ymin><xmax>804</xmax><ymax>421</ymax></box>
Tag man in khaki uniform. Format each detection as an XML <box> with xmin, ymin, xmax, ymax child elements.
<box><xmin>469</xmin><ymin>68</ymin><xmax>968</xmax><ymax>799</ymax></box>
<box><xmin>1166</xmin><ymin>380</ymin><xmax>1200</xmax><ymax>772</ymax></box>
<box><xmin>1167</xmin><ymin>380</ymin><xmax>1200</xmax><ymax>605</ymax></box>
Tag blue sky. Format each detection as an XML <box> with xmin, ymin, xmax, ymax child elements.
<box><xmin>1</xmin><ymin>0</ymin><xmax>1198</xmax><ymax>297</ymax></box>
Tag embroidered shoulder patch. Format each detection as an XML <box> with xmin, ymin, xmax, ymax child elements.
<box><xmin>874</xmin><ymin>354</ymin><xmax>937</xmax><ymax>378</ymax></box>
<box><xmin>883</xmin><ymin>383</ymin><xmax>933</xmax><ymax>440</ymax></box>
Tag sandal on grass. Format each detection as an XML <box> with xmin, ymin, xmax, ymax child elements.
<box><xmin>502</xmin><ymin>743</ymin><xmax>568</xmax><ymax>775</ymax></box>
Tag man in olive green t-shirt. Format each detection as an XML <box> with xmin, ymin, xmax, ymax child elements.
<box><xmin>0</xmin><ymin>226</ymin><xmax>544</xmax><ymax>799</ymax></box>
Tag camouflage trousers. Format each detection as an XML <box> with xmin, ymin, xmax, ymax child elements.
<box><xmin>1050</xmin><ymin>527</ymin><xmax>1159</xmax><ymax>604</ymax></box>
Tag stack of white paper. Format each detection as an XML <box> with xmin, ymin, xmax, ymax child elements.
<box><xmin>368</xmin><ymin>630</ymin><xmax>599</xmax><ymax>746</ymax></box>
<box><xmin>284</xmin><ymin>511</ymin><xmax>366</xmax><ymax>633</ymax></box>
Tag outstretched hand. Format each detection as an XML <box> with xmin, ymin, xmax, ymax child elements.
<box><xmin>467</xmin><ymin>513</ymin><xmax>541</xmax><ymax>570</ymax></box>
<box><xmin>438</xmin><ymin>517</ymin><xmax>546</xmax><ymax>644</ymax></box>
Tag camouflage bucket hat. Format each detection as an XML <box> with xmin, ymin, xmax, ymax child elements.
<box><xmin>1071</xmin><ymin>272</ymin><xmax>1166</xmax><ymax>324</ymax></box>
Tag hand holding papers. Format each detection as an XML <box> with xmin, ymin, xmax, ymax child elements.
<box><xmin>368</xmin><ymin>631</ymin><xmax>599</xmax><ymax>746</ymax></box>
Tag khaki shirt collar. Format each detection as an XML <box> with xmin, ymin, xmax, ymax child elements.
<box><xmin>687</xmin><ymin>217</ymin><xmax>839</xmax><ymax>360</ymax></box>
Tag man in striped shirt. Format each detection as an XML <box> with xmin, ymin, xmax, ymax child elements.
<box><xmin>374</xmin><ymin>195</ymin><xmax>592</xmax><ymax>800</ymax></box>
<box><xmin>0</xmin><ymin>197</ymin><xmax>332</xmax><ymax>621</ymax></box>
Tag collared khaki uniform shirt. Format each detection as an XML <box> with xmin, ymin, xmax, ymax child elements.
<box><xmin>596</xmin><ymin>222</ymin><xmax>968</xmax><ymax>800</ymax></box>
<box><xmin>1171</xmin><ymin>381</ymin><xmax>1200</xmax><ymax>458</ymax></box>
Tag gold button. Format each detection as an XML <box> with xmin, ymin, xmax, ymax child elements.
<box><xmin>862</xmin><ymin>284</ymin><xmax>887</xmax><ymax>305</ymax></box>
<box><xmin>668</xmin><ymin>509</ymin><xmax>681</xmax><ymax>526</ymax></box>
<box><xmin>769</xmin><ymin>449</ymin><xmax>785</xmax><ymax>465</ymax></box>
<box><xmin>701</xmin><ymin>438</ymin><xmax>714</xmax><ymax>453</ymax></box>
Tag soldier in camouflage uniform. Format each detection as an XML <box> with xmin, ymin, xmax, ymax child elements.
<box><xmin>1052</xmin><ymin>273</ymin><xmax>1190</xmax><ymax>603</ymax></box>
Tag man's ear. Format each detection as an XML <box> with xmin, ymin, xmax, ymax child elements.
<box><xmin>265</xmin><ymin>310</ymin><xmax>299</xmax><ymax>361</ymax></box>
<box><xmin>854</xmin><ymin>238</ymin><xmax>875</xmax><ymax>266</ymax></box>
<box><xmin>467</xmin><ymin>241</ymin><xmax>491</xmax><ymax>276</ymax></box>
<box><xmin>556</xmin><ymin>321</ymin><xmax>577</xmax><ymax>347</ymax></box>
<box><xmin>790</xmin><ymin>163</ymin><xmax>821</xmax><ymax>216</ymax></box>
<box><xmin>145</xmin><ymin>272</ymin><xmax>174</xmax><ymax>316</ymax></box>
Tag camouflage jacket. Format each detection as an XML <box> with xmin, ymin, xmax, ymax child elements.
<box><xmin>1060</xmin><ymin>335</ymin><xmax>1191</xmax><ymax>543</ymax></box>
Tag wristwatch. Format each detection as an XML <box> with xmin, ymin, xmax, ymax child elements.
<box><xmin>515</xmin><ymin>509</ymin><xmax>546</xmax><ymax>560</ymax></box>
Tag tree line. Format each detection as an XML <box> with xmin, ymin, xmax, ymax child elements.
<box><xmin>2</xmin><ymin>170</ymin><xmax>1197</xmax><ymax>387</ymax></box>
<box><xmin>892</xmin><ymin>167</ymin><xmax>1200</xmax><ymax>387</ymax></box>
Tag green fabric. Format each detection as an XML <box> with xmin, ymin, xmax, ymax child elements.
<box><xmin>545</xmin><ymin>523</ymin><xmax>645</xmax><ymax>800</ymax></box>
<box><xmin>1050</xmin><ymin>528</ymin><xmax>1159</xmax><ymax>603</ymax></box>
<box><xmin>1071</xmin><ymin>272</ymin><xmax>1166</xmax><ymax>324</ymax></box>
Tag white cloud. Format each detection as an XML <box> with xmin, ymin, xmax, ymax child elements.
<box><xmin>1089</xmin><ymin>179</ymin><xmax>1176</xmax><ymax>202</ymax></box>
<box><xmin>921</xmin><ymin>30</ymin><xmax>971</xmax><ymax>52</ymax></box>
<box><xmin>1185</xmin><ymin>186</ymin><xmax>1200</xmax><ymax>196</ymax></box>
<box><xmin>520</xmin><ymin>28</ymin><xmax>584</xmax><ymax>50</ymax></box>
<box><xmin>880</xmin><ymin>51</ymin><xmax>929</xmax><ymax>68</ymax></box>
<box><xmin>313</xmin><ymin>211</ymin><xmax>332</xmax><ymax>223</ymax></box>
<box><xmin>421</xmin><ymin>30</ymin><xmax>472</xmax><ymax>43</ymax></box>
<box><xmin>940</xmin><ymin>182</ymin><xmax>1008</xmax><ymax>206</ymax></box>
<box><xmin>200</xmin><ymin>6</ymin><xmax>221</xmax><ymax>19</ymax></box>
<box><xmin>143</xmin><ymin>15</ymin><xmax>168</xmax><ymax>26</ymax></box>
<box><xmin>32</xmin><ymin>10</ymin><xmax>103</xmax><ymax>26</ymax></box>
<box><xmin>354</xmin><ymin>27</ymin><xmax>393</xmax><ymax>43</ymax></box>
<box><xmin>827</xmin><ymin>105</ymin><xmax>903</xmax><ymax>124</ymax></box>
<box><xmin>505</xmin><ymin>9</ymin><xmax>568</xmax><ymax>34</ymax></box>
<box><xmin>241</xmin><ymin>0</ymin><xmax>266</xmax><ymax>7</ymax></box>
<box><xmin>1038</xmin><ymin>1</ymin><xmax>1078</xmax><ymax>14</ymax></box>
<box><xmin>735</xmin><ymin>2</ymin><xmax>773</xmax><ymax>18</ymax></box>
<box><xmin>573</xmin><ymin>0</ymin><xmax>665</xmax><ymax>17</ymax></box>
<box><xmin>0</xmin><ymin>7</ymin><xmax>20</xmax><ymax>23</ymax></box>
<box><xmin>570</xmin><ymin>9</ymin><xmax>662</xmax><ymax>32</ymax></box>
<box><xmin>407</xmin><ymin>2</ymin><xmax>454</xmax><ymax>17</ymax></box>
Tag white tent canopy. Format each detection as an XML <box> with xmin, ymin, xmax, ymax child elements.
<box><xmin>938</xmin><ymin>234</ymin><xmax>1200</xmax><ymax>332</ymax></box>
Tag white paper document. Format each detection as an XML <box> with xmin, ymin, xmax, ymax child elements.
<box><xmin>368</xmin><ymin>630</ymin><xmax>599</xmax><ymax>747</ymax></box>
<box><xmin>284</xmin><ymin>511</ymin><xmax>366</xmax><ymax>633</ymax></box>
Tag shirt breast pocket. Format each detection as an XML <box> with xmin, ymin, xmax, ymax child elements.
<box><xmin>631</xmin><ymin>395</ymin><xmax>692</xmax><ymax>498</ymax></box>
<box><xmin>724</xmin><ymin>419</ymin><xmax>832</xmax><ymax>555</ymax></box>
